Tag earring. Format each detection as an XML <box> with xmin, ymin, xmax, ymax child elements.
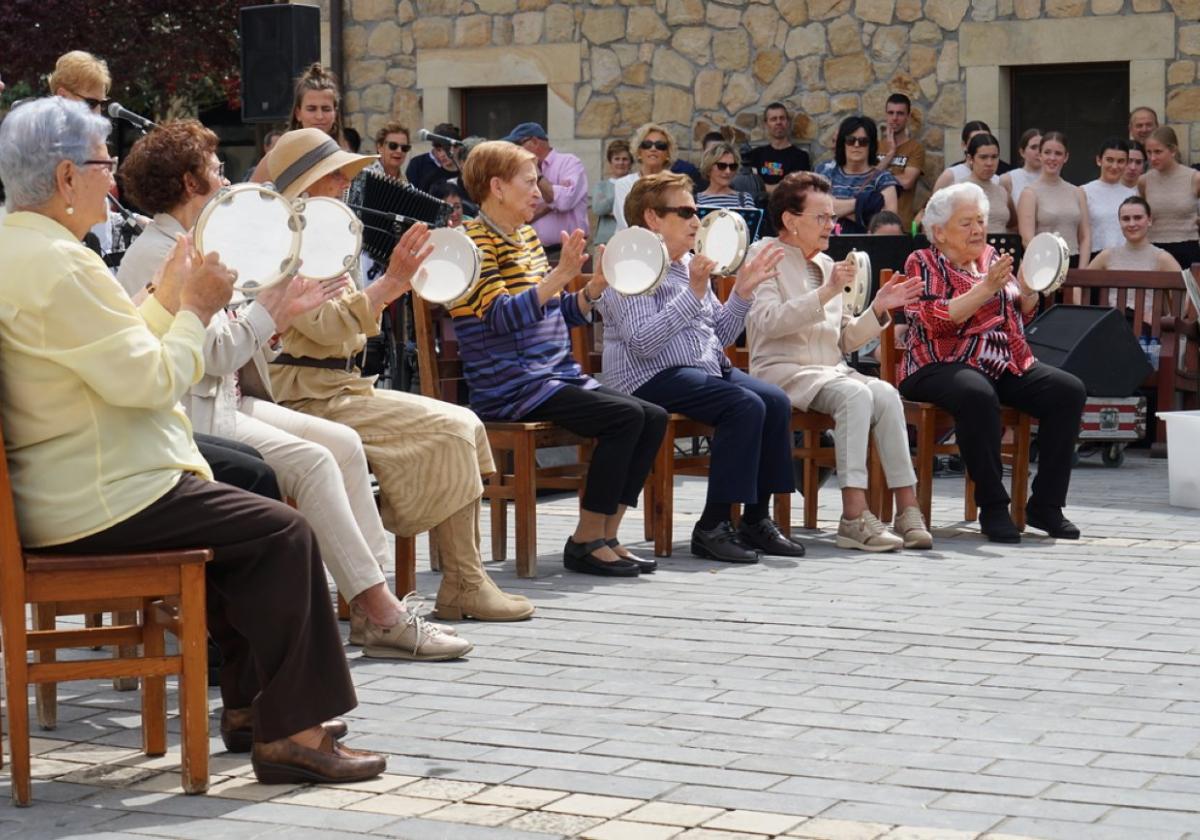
<box><xmin>66</xmin><ymin>206</ymin><xmax>75</xmax><ymax>215</ymax></box>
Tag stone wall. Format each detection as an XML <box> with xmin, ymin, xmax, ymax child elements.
<box><xmin>334</xmin><ymin>0</ymin><xmax>1200</xmax><ymax>197</ymax></box>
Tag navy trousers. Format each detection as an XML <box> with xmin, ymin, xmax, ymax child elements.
<box><xmin>634</xmin><ymin>365</ymin><xmax>795</xmax><ymax>506</ymax></box>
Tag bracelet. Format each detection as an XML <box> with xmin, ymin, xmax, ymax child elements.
<box><xmin>582</xmin><ymin>285</ymin><xmax>603</xmax><ymax>304</ymax></box>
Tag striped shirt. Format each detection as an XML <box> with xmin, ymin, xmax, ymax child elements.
<box><xmin>595</xmin><ymin>253</ymin><xmax>752</xmax><ymax>394</ymax></box>
<box><xmin>696</xmin><ymin>191</ymin><xmax>756</xmax><ymax>209</ymax></box>
<box><xmin>449</xmin><ymin>219</ymin><xmax>596</xmax><ymax>420</ymax></box>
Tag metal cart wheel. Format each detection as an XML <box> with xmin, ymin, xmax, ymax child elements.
<box><xmin>1102</xmin><ymin>443</ymin><xmax>1126</xmax><ymax>468</ymax></box>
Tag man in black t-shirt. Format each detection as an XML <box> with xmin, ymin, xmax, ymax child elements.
<box><xmin>744</xmin><ymin>102</ymin><xmax>811</xmax><ymax>195</ymax></box>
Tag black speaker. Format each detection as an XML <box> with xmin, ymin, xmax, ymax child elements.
<box><xmin>240</xmin><ymin>4</ymin><xmax>321</xmax><ymax>123</ymax></box>
<box><xmin>1025</xmin><ymin>305</ymin><xmax>1152</xmax><ymax>397</ymax></box>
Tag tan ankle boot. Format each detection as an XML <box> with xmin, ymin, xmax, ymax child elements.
<box><xmin>432</xmin><ymin>499</ymin><xmax>534</xmax><ymax>622</ymax></box>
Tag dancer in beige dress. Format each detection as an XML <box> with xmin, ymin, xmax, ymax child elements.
<box><xmin>264</xmin><ymin>128</ymin><xmax>533</xmax><ymax>623</ymax></box>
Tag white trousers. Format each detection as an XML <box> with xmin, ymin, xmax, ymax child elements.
<box><xmin>807</xmin><ymin>376</ymin><xmax>917</xmax><ymax>491</ymax></box>
<box><xmin>235</xmin><ymin>396</ymin><xmax>390</xmax><ymax>600</ymax></box>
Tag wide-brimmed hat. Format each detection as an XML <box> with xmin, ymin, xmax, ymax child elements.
<box><xmin>266</xmin><ymin>128</ymin><xmax>377</xmax><ymax>199</ymax></box>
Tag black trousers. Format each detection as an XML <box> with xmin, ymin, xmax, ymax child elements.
<box><xmin>633</xmin><ymin>365</ymin><xmax>796</xmax><ymax>506</ymax></box>
<box><xmin>1157</xmin><ymin>239</ymin><xmax>1200</xmax><ymax>271</ymax></box>
<box><xmin>900</xmin><ymin>362</ymin><xmax>1086</xmax><ymax>510</ymax></box>
<box><xmin>48</xmin><ymin>474</ymin><xmax>355</xmax><ymax>744</ymax></box>
<box><xmin>194</xmin><ymin>433</ymin><xmax>281</xmax><ymax>501</ymax></box>
<box><xmin>522</xmin><ymin>384</ymin><xmax>668</xmax><ymax>515</ymax></box>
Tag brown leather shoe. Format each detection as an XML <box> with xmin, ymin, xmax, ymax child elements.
<box><xmin>251</xmin><ymin>732</ymin><xmax>386</xmax><ymax>784</ymax></box>
<box><xmin>220</xmin><ymin>707</ymin><xmax>348</xmax><ymax>754</ymax></box>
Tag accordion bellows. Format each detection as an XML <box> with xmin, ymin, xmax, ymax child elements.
<box><xmin>353</xmin><ymin>170</ymin><xmax>453</xmax><ymax>263</ymax></box>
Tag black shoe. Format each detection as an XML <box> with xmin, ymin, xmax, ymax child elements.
<box><xmin>691</xmin><ymin>521</ymin><xmax>761</xmax><ymax>563</ymax></box>
<box><xmin>564</xmin><ymin>538</ymin><xmax>640</xmax><ymax>577</ymax></box>
<box><xmin>1025</xmin><ymin>504</ymin><xmax>1081</xmax><ymax>540</ymax></box>
<box><xmin>606</xmin><ymin>538</ymin><xmax>656</xmax><ymax>573</ymax></box>
<box><xmin>736</xmin><ymin>518</ymin><xmax>806</xmax><ymax>557</ymax></box>
<box><xmin>980</xmin><ymin>505</ymin><xmax>1021</xmax><ymax>543</ymax></box>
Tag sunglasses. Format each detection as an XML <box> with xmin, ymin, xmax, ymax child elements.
<box><xmin>72</xmin><ymin>92</ymin><xmax>109</xmax><ymax>112</ymax></box>
<box><xmin>843</xmin><ymin>136</ymin><xmax>871</xmax><ymax>147</ymax></box>
<box><xmin>657</xmin><ymin>206</ymin><xmax>698</xmax><ymax>220</ymax></box>
<box><xmin>712</xmin><ymin>161</ymin><xmax>738</xmax><ymax>172</ymax></box>
<box><xmin>385</xmin><ymin>141</ymin><xmax>412</xmax><ymax>152</ymax></box>
<box><xmin>640</xmin><ymin>140</ymin><xmax>670</xmax><ymax>151</ymax></box>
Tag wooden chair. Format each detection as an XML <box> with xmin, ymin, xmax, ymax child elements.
<box><xmin>1058</xmin><ymin>269</ymin><xmax>1200</xmax><ymax>455</ymax></box>
<box><xmin>0</xmin><ymin>421</ymin><xmax>211</xmax><ymax>805</ymax></box>
<box><xmin>877</xmin><ymin>272</ymin><xmax>1031</xmax><ymax>529</ymax></box>
<box><xmin>411</xmin><ymin>290</ymin><xmax>592</xmax><ymax>578</ymax></box>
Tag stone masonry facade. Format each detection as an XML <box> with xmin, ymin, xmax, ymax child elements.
<box><xmin>327</xmin><ymin>0</ymin><xmax>1200</xmax><ymax>202</ymax></box>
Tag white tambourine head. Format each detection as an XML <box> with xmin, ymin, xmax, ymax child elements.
<box><xmin>413</xmin><ymin>226</ymin><xmax>479</xmax><ymax>304</ymax></box>
<box><xmin>603</xmin><ymin>226</ymin><xmax>669</xmax><ymax>295</ymax></box>
<box><xmin>194</xmin><ymin>183</ymin><xmax>301</xmax><ymax>293</ymax></box>
<box><xmin>696</xmin><ymin>209</ymin><xmax>748</xmax><ymax>275</ymax></box>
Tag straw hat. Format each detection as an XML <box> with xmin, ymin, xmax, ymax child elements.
<box><xmin>266</xmin><ymin>128</ymin><xmax>376</xmax><ymax>199</ymax></box>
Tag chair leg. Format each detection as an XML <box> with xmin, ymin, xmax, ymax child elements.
<box><xmin>178</xmin><ymin>564</ymin><xmax>209</xmax><ymax>795</ymax></box>
<box><xmin>32</xmin><ymin>603</ymin><xmax>56</xmax><ymax>731</ymax></box>
<box><xmin>428</xmin><ymin>530</ymin><xmax>442</xmax><ymax>572</ymax></box>
<box><xmin>965</xmin><ymin>477</ymin><xmax>978</xmax><ymax>522</ymax></box>
<box><xmin>336</xmin><ymin>593</ymin><xmax>350</xmax><ymax>621</ymax></box>
<box><xmin>395</xmin><ymin>536</ymin><xmax>417</xmax><ymax>597</ymax></box>
<box><xmin>642</xmin><ymin>477</ymin><xmax>655</xmax><ymax>542</ymax></box>
<box><xmin>651</xmin><ymin>434</ymin><xmax>675</xmax><ymax>557</ymax></box>
<box><xmin>85</xmin><ymin>611</ymin><xmax>104</xmax><ymax>649</ymax></box>
<box><xmin>1011</xmin><ymin>419</ymin><xmax>1031</xmax><ymax>531</ymax></box>
<box><xmin>490</xmin><ymin>495</ymin><xmax>508</xmax><ymax>563</ymax></box>
<box><xmin>916</xmin><ymin>411</ymin><xmax>936</xmax><ymax>527</ymax></box>
<box><xmin>141</xmin><ymin>599</ymin><xmax>166</xmax><ymax>757</ymax></box>
<box><xmin>3</xmin><ymin>597</ymin><xmax>33</xmax><ymax>804</ymax></box>
<box><xmin>113</xmin><ymin>610</ymin><xmax>139</xmax><ymax>692</ymax></box>
<box><xmin>773</xmin><ymin>493</ymin><xmax>791</xmax><ymax>537</ymax></box>
<box><xmin>513</xmin><ymin>434</ymin><xmax>538</xmax><ymax>578</ymax></box>
<box><xmin>802</xmin><ymin>430</ymin><xmax>820</xmax><ymax>530</ymax></box>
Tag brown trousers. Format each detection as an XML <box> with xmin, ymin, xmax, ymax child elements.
<box><xmin>49</xmin><ymin>474</ymin><xmax>355</xmax><ymax>743</ymax></box>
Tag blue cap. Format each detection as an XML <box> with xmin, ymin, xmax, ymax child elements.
<box><xmin>502</xmin><ymin>122</ymin><xmax>548</xmax><ymax>144</ymax></box>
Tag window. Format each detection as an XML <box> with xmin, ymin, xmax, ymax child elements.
<box><xmin>1010</xmin><ymin>62</ymin><xmax>1129</xmax><ymax>186</ymax></box>
<box><xmin>460</xmin><ymin>85</ymin><xmax>547</xmax><ymax>140</ymax></box>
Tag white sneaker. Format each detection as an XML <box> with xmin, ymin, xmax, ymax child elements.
<box><xmin>360</xmin><ymin>595</ymin><xmax>473</xmax><ymax>661</ymax></box>
<box><xmin>348</xmin><ymin>595</ymin><xmax>458</xmax><ymax>646</ymax></box>
<box><xmin>894</xmin><ymin>506</ymin><xmax>933</xmax><ymax>549</ymax></box>
<box><xmin>836</xmin><ymin>511</ymin><xmax>904</xmax><ymax>552</ymax></box>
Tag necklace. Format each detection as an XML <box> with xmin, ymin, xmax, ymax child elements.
<box><xmin>478</xmin><ymin>208</ymin><xmax>522</xmax><ymax>247</ymax></box>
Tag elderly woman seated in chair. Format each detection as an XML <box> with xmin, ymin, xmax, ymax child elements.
<box><xmin>900</xmin><ymin>182</ymin><xmax>1086</xmax><ymax>543</ymax></box>
<box><xmin>745</xmin><ymin>172</ymin><xmax>932</xmax><ymax>552</ymax></box>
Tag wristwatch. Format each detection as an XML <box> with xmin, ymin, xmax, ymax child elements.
<box><xmin>582</xmin><ymin>285</ymin><xmax>603</xmax><ymax>304</ymax></box>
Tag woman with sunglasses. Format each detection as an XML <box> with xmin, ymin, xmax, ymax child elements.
<box><xmin>745</xmin><ymin>172</ymin><xmax>931</xmax><ymax>551</ymax></box>
<box><xmin>696</xmin><ymin>142</ymin><xmax>756</xmax><ymax>209</ymax></box>
<box><xmin>814</xmin><ymin>116</ymin><xmax>899</xmax><ymax>234</ymax></box>
<box><xmin>347</xmin><ymin>121</ymin><xmax>411</xmax><ymax>211</ymax></box>
<box><xmin>596</xmin><ymin>171</ymin><xmax>803</xmax><ymax>564</ymax></box>
<box><xmin>612</xmin><ymin>122</ymin><xmax>675</xmax><ymax>232</ymax></box>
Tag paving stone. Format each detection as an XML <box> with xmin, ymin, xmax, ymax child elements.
<box><xmin>702</xmin><ymin>809</ymin><xmax>805</xmax><ymax>834</ymax></box>
<box><xmin>785</xmin><ymin>817</ymin><xmax>893</xmax><ymax>838</ymax></box>
<box><xmin>271</xmin><ymin>785</ymin><xmax>375</xmax><ymax>808</ymax></box>
<box><xmin>422</xmin><ymin>801</ymin><xmax>526</xmax><ymax>826</ymax></box>
<box><xmin>207</xmin><ymin>776</ymin><xmax>301</xmax><ymax>802</ymax></box>
<box><xmin>398</xmin><ymin>778</ymin><xmax>489</xmax><ymax>800</ymax></box>
<box><xmin>506</xmin><ymin>810</ymin><xmax>606</xmax><ymax>835</ymax></box>
<box><xmin>371</xmin><ymin>817</ymin><xmax>564</xmax><ymax>839</ymax></box>
<box><xmin>342</xmin><ymin>793</ymin><xmax>443</xmax><ymax>817</ymax></box>
<box><xmin>466</xmin><ymin>784</ymin><xmax>570</xmax><ymax>809</ymax></box>
<box><xmin>542</xmin><ymin>792</ymin><xmax>644</xmax><ymax>817</ymax></box>
<box><xmin>581</xmin><ymin>820</ymin><xmax>685</xmax><ymax>840</ymax></box>
<box><xmin>677</xmin><ymin>829</ymin><xmax>774</xmax><ymax>840</ymax></box>
<box><xmin>624</xmin><ymin>802</ymin><xmax>726</xmax><ymax>827</ymax></box>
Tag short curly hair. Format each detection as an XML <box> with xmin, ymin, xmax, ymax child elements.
<box><xmin>461</xmin><ymin>139</ymin><xmax>536</xmax><ymax>205</ymax></box>
<box><xmin>119</xmin><ymin>120</ymin><xmax>219</xmax><ymax>214</ymax></box>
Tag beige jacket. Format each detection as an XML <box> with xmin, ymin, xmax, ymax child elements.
<box><xmin>745</xmin><ymin>240</ymin><xmax>889</xmax><ymax>411</ymax></box>
<box><xmin>269</xmin><ymin>287</ymin><xmax>381</xmax><ymax>404</ymax></box>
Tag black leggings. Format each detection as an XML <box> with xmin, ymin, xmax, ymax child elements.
<box><xmin>522</xmin><ymin>384</ymin><xmax>668</xmax><ymax>515</ymax></box>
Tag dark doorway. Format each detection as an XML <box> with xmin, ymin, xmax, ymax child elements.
<box><xmin>1010</xmin><ymin>62</ymin><xmax>1129</xmax><ymax>186</ymax></box>
<box><xmin>461</xmin><ymin>85</ymin><xmax>547</xmax><ymax>140</ymax></box>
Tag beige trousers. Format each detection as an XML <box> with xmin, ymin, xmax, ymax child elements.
<box><xmin>233</xmin><ymin>397</ymin><xmax>390</xmax><ymax>600</ymax></box>
<box><xmin>807</xmin><ymin>376</ymin><xmax>917</xmax><ymax>490</ymax></box>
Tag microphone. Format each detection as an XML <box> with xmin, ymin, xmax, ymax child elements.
<box><xmin>107</xmin><ymin>102</ymin><xmax>157</xmax><ymax>132</ymax></box>
<box><xmin>107</xmin><ymin>194</ymin><xmax>148</xmax><ymax>231</ymax></box>
<box><xmin>418</xmin><ymin>128</ymin><xmax>462</xmax><ymax>147</ymax></box>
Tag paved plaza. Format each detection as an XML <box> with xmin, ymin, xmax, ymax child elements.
<box><xmin>2</xmin><ymin>449</ymin><xmax>1200</xmax><ymax>840</ymax></box>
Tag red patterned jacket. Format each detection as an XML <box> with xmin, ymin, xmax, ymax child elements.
<box><xmin>900</xmin><ymin>245</ymin><xmax>1037</xmax><ymax>384</ymax></box>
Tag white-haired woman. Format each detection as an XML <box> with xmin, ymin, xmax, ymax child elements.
<box><xmin>612</xmin><ymin>121</ymin><xmax>676</xmax><ymax>232</ymax></box>
<box><xmin>900</xmin><ymin>182</ymin><xmax>1086</xmax><ymax>544</ymax></box>
<box><xmin>0</xmin><ymin>97</ymin><xmax>384</xmax><ymax>785</ymax></box>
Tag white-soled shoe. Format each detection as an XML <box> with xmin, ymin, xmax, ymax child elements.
<box><xmin>349</xmin><ymin>595</ymin><xmax>458</xmax><ymax>646</ymax></box>
<box><xmin>893</xmin><ymin>506</ymin><xmax>933</xmax><ymax>550</ymax></box>
<box><xmin>836</xmin><ymin>511</ymin><xmax>904</xmax><ymax>552</ymax></box>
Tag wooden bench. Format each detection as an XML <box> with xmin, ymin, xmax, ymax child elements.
<box><xmin>1057</xmin><ymin>269</ymin><xmax>1199</xmax><ymax>454</ymax></box>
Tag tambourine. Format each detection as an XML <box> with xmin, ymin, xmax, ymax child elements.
<box><xmin>412</xmin><ymin>226</ymin><xmax>480</xmax><ymax>304</ymax></box>
<box><xmin>1023</xmin><ymin>232</ymin><xmax>1070</xmax><ymax>294</ymax></box>
<box><xmin>194</xmin><ymin>183</ymin><xmax>302</xmax><ymax>293</ymax></box>
<box><xmin>603</xmin><ymin>226</ymin><xmax>670</xmax><ymax>296</ymax></box>
<box><xmin>843</xmin><ymin>250</ymin><xmax>871</xmax><ymax>316</ymax></box>
<box><xmin>695</xmin><ymin>208</ymin><xmax>749</xmax><ymax>275</ymax></box>
<box><xmin>1182</xmin><ymin>267</ymin><xmax>1200</xmax><ymax>318</ymax></box>
<box><xmin>295</xmin><ymin>196</ymin><xmax>363</xmax><ymax>281</ymax></box>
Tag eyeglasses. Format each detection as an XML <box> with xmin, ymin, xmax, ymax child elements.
<box><xmin>640</xmin><ymin>140</ymin><xmax>670</xmax><ymax>151</ymax></box>
<box><xmin>712</xmin><ymin>161</ymin><xmax>738</xmax><ymax>172</ymax></box>
<box><xmin>82</xmin><ymin>156</ymin><xmax>119</xmax><ymax>174</ymax></box>
<box><xmin>796</xmin><ymin>211</ymin><xmax>836</xmax><ymax>226</ymax></box>
<box><xmin>656</xmin><ymin>206</ymin><xmax>698</xmax><ymax>220</ymax></box>
<box><xmin>209</xmin><ymin>160</ymin><xmax>226</xmax><ymax>179</ymax></box>
<box><xmin>385</xmin><ymin>141</ymin><xmax>412</xmax><ymax>152</ymax></box>
<box><xmin>843</xmin><ymin>136</ymin><xmax>871</xmax><ymax>148</ymax></box>
<box><xmin>70</xmin><ymin>91</ymin><xmax>109</xmax><ymax>112</ymax></box>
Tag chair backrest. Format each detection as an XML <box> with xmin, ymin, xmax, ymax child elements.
<box><xmin>0</xmin><ymin>419</ymin><xmax>29</xmax><ymax>604</ymax></box>
<box><xmin>876</xmin><ymin>268</ymin><xmax>903</xmax><ymax>387</ymax></box>
<box><xmin>1059</xmin><ymin>269</ymin><xmax>1185</xmax><ymax>345</ymax></box>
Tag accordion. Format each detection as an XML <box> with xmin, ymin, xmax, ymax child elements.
<box><xmin>351</xmin><ymin>170</ymin><xmax>453</xmax><ymax>263</ymax></box>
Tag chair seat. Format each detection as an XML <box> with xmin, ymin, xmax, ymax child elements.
<box><xmin>25</xmin><ymin>549</ymin><xmax>211</xmax><ymax>573</ymax></box>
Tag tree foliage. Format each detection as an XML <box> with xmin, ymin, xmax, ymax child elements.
<box><xmin>1</xmin><ymin>1</ymin><xmax>257</xmax><ymax>117</ymax></box>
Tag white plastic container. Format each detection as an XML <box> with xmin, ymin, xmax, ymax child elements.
<box><xmin>1161</xmin><ymin>410</ymin><xmax>1200</xmax><ymax>509</ymax></box>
